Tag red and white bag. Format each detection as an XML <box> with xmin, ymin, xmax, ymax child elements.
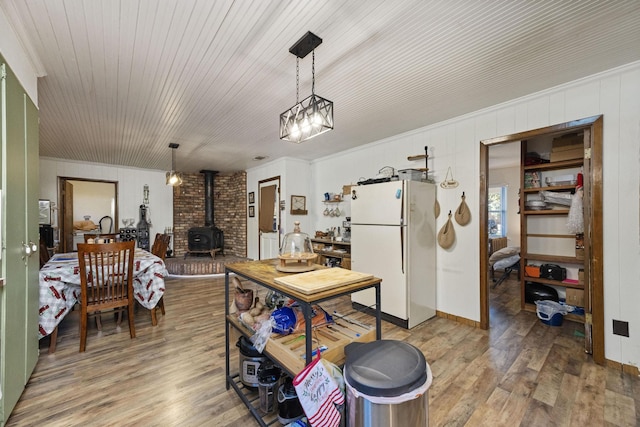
<box><xmin>293</xmin><ymin>354</ymin><xmax>344</xmax><ymax>427</ymax></box>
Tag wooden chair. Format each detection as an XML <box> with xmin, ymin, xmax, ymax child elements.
<box><xmin>77</xmin><ymin>241</ymin><xmax>136</xmax><ymax>352</ymax></box>
<box><xmin>84</xmin><ymin>233</ymin><xmax>119</xmax><ymax>243</ymax></box>
<box><xmin>148</xmin><ymin>233</ymin><xmax>171</xmax><ymax>325</ymax></box>
<box><xmin>39</xmin><ymin>238</ymin><xmax>51</xmax><ymax>268</ymax></box>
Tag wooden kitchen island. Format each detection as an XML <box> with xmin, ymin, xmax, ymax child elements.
<box><xmin>224</xmin><ymin>259</ymin><xmax>382</xmax><ymax>426</ymax></box>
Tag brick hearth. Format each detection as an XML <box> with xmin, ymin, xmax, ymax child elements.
<box><xmin>171</xmin><ymin>171</ymin><xmax>247</xmax><ymax>258</ymax></box>
<box><xmin>164</xmin><ymin>254</ymin><xmax>251</xmax><ymax>276</ymax></box>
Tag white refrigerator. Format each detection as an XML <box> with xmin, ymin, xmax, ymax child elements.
<box><xmin>350</xmin><ymin>180</ymin><xmax>436</xmax><ymax>328</ymax></box>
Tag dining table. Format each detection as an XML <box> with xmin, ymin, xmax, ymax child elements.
<box><xmin>38</xmin><ymin>248</ymin><xmax>168</xmax><ymax>338</ymax></box>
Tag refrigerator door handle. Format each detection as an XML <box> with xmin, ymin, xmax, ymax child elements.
<box><xmin>400</xmin><ymin>181</ymin><xmax>405</xmax><ymax>226</ymax></box>
<box><xmin>400</xmin><ymin>180</ymin><xmax>405</xmax><ymax>274</ymax></box>
<box><xmin>400</xmin><ymin>226</ymin><xmax>405</xmax><ymax>274</ymax></box>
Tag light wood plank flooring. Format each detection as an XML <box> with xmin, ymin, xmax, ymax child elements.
<box><xmin>7</xmin><ymin>275</ymin><xmax>639</xmax><ymax>426</ymax></box>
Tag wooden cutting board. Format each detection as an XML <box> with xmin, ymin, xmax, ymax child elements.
<box><xmin>274</xmin><ymin>268</ymin><xmax>373</xmax><ymax>295</ymax></box>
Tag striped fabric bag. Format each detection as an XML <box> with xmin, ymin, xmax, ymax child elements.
<box><xmin>293</xmin><ymin>354</ymin><xmax>344</xmax><ymax>427</ymax></box>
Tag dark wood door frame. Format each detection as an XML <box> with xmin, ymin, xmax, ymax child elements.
<box><xmin>257</xmin><ymin>176</ymin><xmax>281</xmax><ymax>259</ymax></box>
<box><xmin>58</xmin><ymin>177</ymin><xmax>119</xmax><ymax>252</ymax></box>
<box><xmin>479</xmin><ymin>115</ymin><xmax>604</xmax><ymax>365</ymax></box>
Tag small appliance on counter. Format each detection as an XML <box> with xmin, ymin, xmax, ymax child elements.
<box><xmin>277</xmin><ymin>376</ymin><xmax>305</xmax><ymax>425</ymax></box>
<box><xmin>257</xmin><ymin>362</ymin><xmax>281</xmax><ymax>414</ymax></box>
<box><xmin>236</xmin><ymin>336</ymin><xmax>268</xmax><ymax>389</ymax></box>
<box><xmin>342</xmin><ymin>217</ymin><xmax>351</xmax><ymax>241</ymax></box>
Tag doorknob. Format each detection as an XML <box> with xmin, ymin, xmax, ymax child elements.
<box><xmin>22</xmin><ymin>241</ymin><xmax>38</xmax><ymax>259</ymax></box>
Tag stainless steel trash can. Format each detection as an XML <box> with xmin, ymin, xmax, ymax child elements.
<box><xmin>344</xmin><ymin>340</ymin><xmax>433</xmax><ymax>426</ymax></box>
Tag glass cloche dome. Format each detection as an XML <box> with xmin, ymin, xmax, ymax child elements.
<box><xmin>277</xmin><ymin>221</ymin><xmax>317</xmax><ymax>272</ymax></box>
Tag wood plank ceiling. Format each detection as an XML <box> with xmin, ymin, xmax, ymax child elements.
<box><xmin>3</xmin><ymin>0</ymin><xmax>640</xmax><ymax>173</ymax></box>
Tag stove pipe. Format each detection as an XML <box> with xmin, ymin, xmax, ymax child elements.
<box><xmin>200</xmin><ymin>170</ymin><xmax>219</xmax><ymax>227</ymax></box>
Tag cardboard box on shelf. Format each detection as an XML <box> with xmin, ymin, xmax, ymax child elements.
<box><xmin>566</xmin><ymin>288</ymin><xmax>585</xmax><ymax>307</ymax></box>
<box><xmin>550</xmin><ymin>147</ymin><xmax>583</xmax><ymax>162</ymax></box>
<box><xmin>552</xmin><ymin>143</ymin><xmax>583</xmax><ymax>153</ymax></box>
<box><xmin>552</xmin><ymin>133</ymin><xmax>583</xmax><ymax>151</ymax></box>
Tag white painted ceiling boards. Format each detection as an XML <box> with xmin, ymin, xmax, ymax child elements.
<box><xmin>3</xmin><ymin>0</ymin><xmax>640</xmax><ymax>172</ymax></box>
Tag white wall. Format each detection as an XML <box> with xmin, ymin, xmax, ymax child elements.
<box><xmin>246</xmin><ymin>157</ymin><xmax>312</xmax><ymax>261</ymax></box>
<box><xmin>39</xmin><ymin>158</ymin><xmax>174</xmax><ymax>244</ymax></box>
<box><xmin>309</xmin><ymin>61</ymin><xmax>640</xmax><ymax>368</ymax></box>
<box><xmin>69</xmin><ymin>180</ymin><xmax>115</xmax><ymax>224</ymax></box>
<box><xmin>489</xmin><ymin>165</ymin><xmax>520</xmax><ymax>246</ymax></box>
<box><xmin>0</xmin><ymin>6</ymin><xmax>38</xmax><ymax>105</ymax></box>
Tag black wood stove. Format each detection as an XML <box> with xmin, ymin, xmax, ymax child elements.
<box><xmin>187</xmin><ymin>170</ymin><xmax>224</xmax><ymax>255</ymax></box>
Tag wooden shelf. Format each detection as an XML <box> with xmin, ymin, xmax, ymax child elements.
<box><xmin>526</xmin><ymin>233</ymin><xmax>575</xmax><ymax>238</ymax></box>
<box><xmin>523</xmin><ymin>209</ymin><xmax>569</xmax><ymax>215</ymax></box>
<box><xmin>523</xmin><ymin>159</ymin><xmax>583</xmax><ymax>172</ymax></box>
<box><xmin>523</xmin><ymin>303</ymin><xmax>585</xmax><ymax>324</ymax></box>
<box><xmin>523</xmin><ymin>184</ymin><xmax>576</xmax><ymax>193</ymax></box>
<box><xmin>312</xmin><ymin>238</ymin><xmax>350</xmax><ymax>246</ymax></box>
<box><xmin>312</xmin><ymin>238</ymin><xmax>351</xmax><ymax>269</ymax></box>
<box><xmin>314</xmin><ymin>249</ymin><xmax>351</xmax><ymax>258</ymax></box>
<box><xmin>523</xmin><ymin>275</ymin><xmax>585</xmax><ymax>289</ymax></box>
<box><xmin>523</xmin><ymin>253</ymin><xmax>582</xmax><ymax>264</ymax></box>
<box><xmin>228</xmin><ymin>315</ymin><xmax>374</xmax><ymax>375</ymax></box>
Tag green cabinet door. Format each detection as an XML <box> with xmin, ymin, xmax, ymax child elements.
<box><xmin>0</xmin><ymin>58</ymin><xmax>39</xmax><ymax>425</ymax></box>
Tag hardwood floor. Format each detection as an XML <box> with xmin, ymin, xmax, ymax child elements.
<box><xmin>7</xmin><ymin>274</ymin><xmax>639</xmax><ymax>426</ymax></box>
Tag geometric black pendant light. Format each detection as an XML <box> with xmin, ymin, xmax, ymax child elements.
<box><xmin>279</xmin><ymin>31</ymin><xmax>333</xmax><ymax>143</ymax></box>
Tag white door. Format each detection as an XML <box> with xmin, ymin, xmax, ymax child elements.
<box><xmin>260</xmin><ymin>232</ymin><xmax>279</xmax><ymax>259</ymax></box>
<box><xmin>351</xmin><ymin>224</ymin><xmax>408</xmax><ymax>320</ymax></box>
<box><xmin>258</xmin><ymin>179</ymin><xmax>280</xmax><ymax>259</ymax></box>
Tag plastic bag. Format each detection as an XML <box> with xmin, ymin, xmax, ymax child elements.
<box><xmin>567</xmin><ymin>188</ymin><xmax>584</xmax><ymax>234</ymax></box>
<box><xmin>271</xmin><ymin>306</ymin><xmax>298</xmax><ymax>335</ymax></box>
<box><xmin>535</xmin><ymin>300</ymin><xmax>568</xmax><ymax>321</ymax></box>
<box><xmin>251</xmin><ymin>316</ymin><xmax>275</xmax><ymax>353</ymax></box>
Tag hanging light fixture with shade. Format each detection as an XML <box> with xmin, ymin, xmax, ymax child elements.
<box><xmin>166</xmin><ymin>143</ymin><xmax>183</xmax><ymax>186</ymax></box>
<box><xmin>279</xmin><ymin>31</ymin><xmax>333</xmax><ymax>143</ymax></box>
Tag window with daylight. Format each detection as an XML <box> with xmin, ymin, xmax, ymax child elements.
<box><xmin>488</xmin><ymin>186</ymin><xmax>507</xmax><ymax>237</ymax></box>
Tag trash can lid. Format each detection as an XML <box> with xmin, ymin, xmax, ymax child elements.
<box><xmin>344</xmin><ymin>340</ymin><xmax>427</xmax><ymax>397</ymax></box>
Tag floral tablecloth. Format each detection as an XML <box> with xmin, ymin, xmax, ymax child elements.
<box><xmin>38</xmin><ymin>248</ymin><xmax>168</xmax><ymax>338</ymax></box>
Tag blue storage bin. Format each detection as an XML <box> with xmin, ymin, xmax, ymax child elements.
<box><xmin>541</xmin><ymin>312</ymin><xmax>564</xmax><ymax>326</ymax></box>
<box><xmin>535</xmin><ymin>300</ymin><xmax>566</xmax><ymax>327</ymax></box>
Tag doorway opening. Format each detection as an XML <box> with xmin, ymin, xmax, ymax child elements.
<box><xmin>479</xmin><ymin>116</ymin><xmax>604</xmax><ymax>364</ymax></box>
<box><xmin>58</xmin><ymin>177</ymin><xmax>118</xmax><ymax>252</ymax></box>
<box><xmin>485</xmin><ymin>141</ymin><xmax>522</xmax><ymax>330</ymax></box>
<box><xmin>257</xmin><ymin>176</ymin><xmax>281</xmax><ymax>259</ymax></box>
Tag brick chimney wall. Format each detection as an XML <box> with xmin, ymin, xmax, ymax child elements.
<box><xmin>172</xmin><ymin>171</ymin><xmax>247</xmax><ymax>257</ymax></box>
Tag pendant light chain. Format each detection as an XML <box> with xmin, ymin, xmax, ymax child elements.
<box><xmin>312</xmin><ymin>50</ymin><xmax>315</xmax><ymax>95</ymax></box>
<box><xmin>296</xmin><ymin>57</ymin><xmax>300</xmax><ymax>103</ymax></box>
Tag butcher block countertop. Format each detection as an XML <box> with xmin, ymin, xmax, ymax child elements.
<box><xmin>225</xmin><ymin>259</ymin><xmax>381</xmax><ymax>302</ymax></box>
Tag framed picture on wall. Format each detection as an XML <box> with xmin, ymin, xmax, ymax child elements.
<box><xmin>248</xmin><ymin>192</ymin><xmax>255</xmax><ymax>204</ymax></box>
<box><xmin>248</xmin><ymin>205</ymin><xmax>255</xmax><ymax>217</ymax></box>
